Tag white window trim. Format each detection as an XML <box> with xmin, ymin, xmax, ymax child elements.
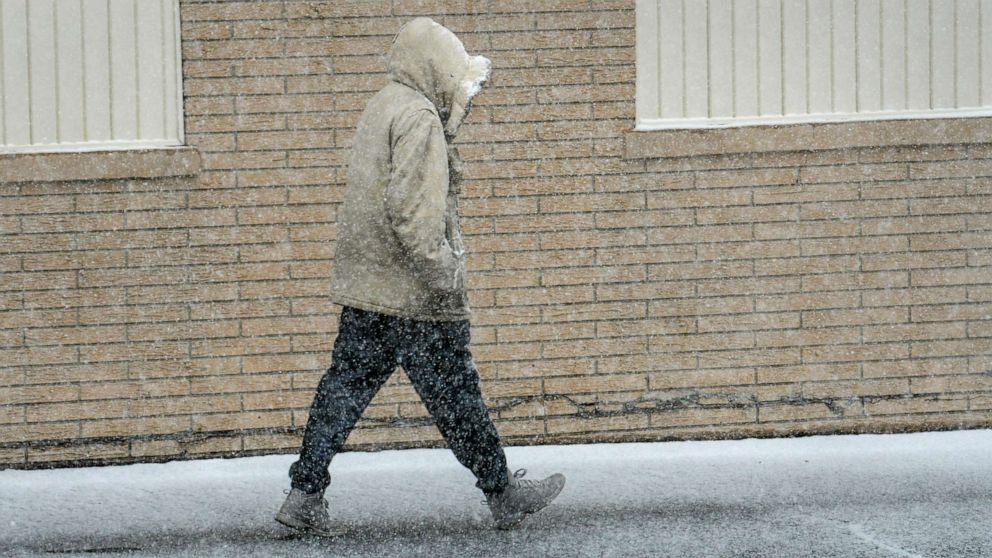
<box><xmin>637</xmin><ymin>107</ymin><xmax>992</xmax><ymax>131</ymax></box>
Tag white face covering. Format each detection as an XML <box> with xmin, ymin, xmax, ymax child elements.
<box><xmin>444</xmin><ymin>54</ymin><xmax>491</xmax><ymax>140</ymax></box>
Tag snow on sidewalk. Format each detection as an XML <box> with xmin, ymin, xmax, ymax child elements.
<box><xmin>2</xmin><ymin>429</ymin><xmax>991</xmax><ymax>557</ymax></box>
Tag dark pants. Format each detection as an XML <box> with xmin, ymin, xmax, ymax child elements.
<box><xmin>290</xmin><ymin>306</ymin><xmax>509</xmax><ymax>495</ymax></box>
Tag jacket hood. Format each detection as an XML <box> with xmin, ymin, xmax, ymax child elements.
<box><xmin>387</xmin><ymin>18</ymin><xmax>490</xmax><ymax>138</ymax></box>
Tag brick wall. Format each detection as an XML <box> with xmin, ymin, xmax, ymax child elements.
<box><xmin>1</xmin><ymin>0</ymin><xmax>990</xmax><ymax>468</ymax></box>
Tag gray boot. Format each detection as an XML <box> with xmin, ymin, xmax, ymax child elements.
<box><xmin>486</xmin><ymin>468</ymin><xmax>566</xmax><ymax>529</ymax></box>
<box><xmin>275</xmin><ymin>488</ymin><xmax>338</xmax><ymax>536</ymax></box>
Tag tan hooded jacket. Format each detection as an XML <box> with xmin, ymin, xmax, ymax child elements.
<box><xmin>329</xmin><ymin>18</ymin><xmax>490</xmax><ymax>321</ymax></box>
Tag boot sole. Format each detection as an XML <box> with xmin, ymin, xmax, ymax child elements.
<box><xmin>275</xmin><ymin>511</ymin><xmax>340</xmax><ymax>537</ymax></box>
<box><xmin>493</xmin><ymin>476</ymin><xmax>566</xmax><ymax>530</ymax></box>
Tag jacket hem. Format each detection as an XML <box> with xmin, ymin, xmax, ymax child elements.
<box><xmin>330</xmin><ymin>292</ymin><xmax>470</xmax><ymax>323</ymax></box>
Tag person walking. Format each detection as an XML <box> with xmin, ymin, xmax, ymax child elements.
<box><xmin>275</xmin><ymin>18</ymin><xmax>565</xmax><ymax>536</ymax></box>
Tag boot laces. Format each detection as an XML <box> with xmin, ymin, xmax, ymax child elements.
<box><xmin>512</xmin><ymin>468</ymin><xmax>542</xmax><ymax>490</ymax></box>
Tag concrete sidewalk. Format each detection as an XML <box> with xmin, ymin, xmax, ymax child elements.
<box><xmin>2</xmin><ymin>429</ymin><xmax>991</xmax><ymax>557</ymax></box>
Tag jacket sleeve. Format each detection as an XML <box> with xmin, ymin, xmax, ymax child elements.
<box><xmin>384</xmin><ymin>108</ymin><xmax>461</xmax><ymax>292</ymax></box>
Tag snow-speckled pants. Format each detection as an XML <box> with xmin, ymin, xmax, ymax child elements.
<box><xmin>289</xmin><ymin>306</ymin><xmax>509</xmax><ymax>495</ymax></box>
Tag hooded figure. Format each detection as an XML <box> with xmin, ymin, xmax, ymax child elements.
<box><xmin>329</xmin><ymin>17</ymin><xmax>491</xmax><ymax>321</ymax></box>
<box><xmin>277</xmin><ymin>19</ymin><xmax>565</xmax><ymax>536</ymax></box>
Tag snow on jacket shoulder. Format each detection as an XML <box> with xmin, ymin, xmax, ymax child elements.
<box><xmin>330</xmin><ymin>18</ymin><xmax>489</xmax><ymax>321</ymax></box>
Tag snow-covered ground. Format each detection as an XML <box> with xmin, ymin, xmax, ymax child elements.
<box><xmin>2</xmin><ymin>429</ymin><xmax>991</xmax><ymax>557</ymax></box>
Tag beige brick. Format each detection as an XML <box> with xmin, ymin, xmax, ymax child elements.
<box><xmin>649</xmin><ymin>224</ymin><xmax>752</xmax><ymax>245</ymax></box>
<box><xmin>755</xmin><ymin>221</ymin><xmax>859</xmax><ymax>240</ymax></box>
<box><xmin>598</xmin><ymin>353</ymin><xmax>697</xmax><ymax>374</ymax></box>
<box><xmin>756</xmin><ymin>327</ymin><xmax>861</xmax><ymax>348</ymax></box>
<box><xmin>29</xmin><ymin>442</ymin><xmax>129</xmax><ymax>463</ymax></box>
<box><xmin>596</xmin><ymin>209</ymin><xmax>694</xmax><ymax>230</ymax></box>
<box><xmin>911</xmin><ymin>338</ymin><xmax>992</xmax><ymax>358</ymax></box>
<box><xmin>545</xmin><ymin>374</ymin><xmax>646</xmax><ymax>395</ymax></box>
<box><xmin>0</xmin><ymin>447</ymin><xmax>26</xmax><ymax>465</ymax></box>
<box><xmin>651</xmin><ymin>332</ymin><xmax>753</xmax><ymax>354</ymax></box>
<box><xmin>754</xmin><ymin>183</ymin><xmax>860</xmax><ymax>205</ymax></box>
<box><xmin>698</xmin><ymin>205</ymin><xmax>798</xmax><ymax>225</ymax></box>
<box><xmin>755</xmin><ymin>291</ymin><xmax>860</xmax><ymax>312</ymax></box>
<box><xmin>802</xmin><ymin>236</ymin><xmax>907</xmax><ymax>257</ymax></box>
<box><xmin>182</xmin><ymin>2</ymin><xmax>283</xmax><ymax>21</ymax></box>
<box><xmin>863</xmin><ymin>357</ymin><xmax>967</xmax><ymax>378</ymax></box>
<box><xmin>191</xmin><ymin>373</ymin><xmax>290</xmax><ymax>395</ymax></box>
<box><xmin>538</xmin><ymin>193</ymin><xmax>643</xmax><ymax>214</ymax></box>
<box><xmin>803</xmin><ymin>343</ymin><xmax>910</xmax><ymax>364</ymax></box>
<box><xmin>802</xmin><ymin>271</ymin><xmax>908</xmax><ymax>292</ymax></box>
<box><xmin>909</xmin><ymin>159</ymin><xmax>992</xmax><ymax>180</ymax></box>
<box><xmin>912</xmin><ymin>266</ymin><xmax>992</xmax><ymax>286</ymax></box>
<box><xmin>473</xmin><ymin>342</ymin><xmax>542</xmax><ymax>362</ymax></box>
<box><xmin>26</xmin><ymin>325</ymin><xmax>126</xmax><ymax>347</ymax></box>
<box><xmin>544</xmin><ymin>337</ymin><xmax>646</xmax><ymax>359</ymax></box>
<box><xmin>489</xmin><ymin>139</ymin><xmax>591</xmax><ymax>162</ymax></box>
<box><xmin>698</xmin><ymin>240</ymin><xmax>800</xmax><ymax>261</ymax></box>
<box><xmin>862</xmin><ymin>178</ymin><xmax>969</xmax><ymax>200</ymax></box>
<box><xmin>497</xmin><ymin>322</ymin><xmax>595</xmax><ymax>344</ymax></box>
<box><xmin>495</xmin><ymin>214</ymin><xmax>595</xmax><ymax>233</ymax></box>
<box><xmin>757</xmin><ymin>363</ymin><xmax>861</xmax><ymax>384</ymax></box>
<box><xmin>802</xmin><ymin>163</ymin><xmax>908</xmax><ymax>183</ymax></box>
<box><xmin>496</xmin><ymin>358</ymin><xmax>594</xmax><ymax>379</ymax></box>
<box><xmin>0</xmin><ymin>330</ymin><xmax>22</xmax><ymax>348</ymax></box>
<box><xmin>696</xmin><ymin>276</ymin><xmax>800</xmax><ymax>297</ymax></box>
<box><xmin>861</xmin><ymin>215</ymin><xmax>966</xmax><ymax>236</ymax></box>
<box><xmin>649</xmin><ymin>368</ymin><xmax>753</xmax><ymax>389</ymax></box>
<box><xmin>21</xmin><ymin>217</ymin><xmax>124</xmax><ymax>233</ymax></box>
<box><xmin>470</xmin><ymin>270</ymin><xmax>541</xmax><ymax>290</ymax></box>
<box><xmin>696</xmin><ymin>168</ymin><xmax>798</xmax><ymax>188</ymax></box>
<box><xmin>758</xmin><ymin>402</ymin><xmax>842</xmax><ymax>423</ymax></box>
<box><xmin>864</xmin><ymin>395</ymin><xmax>969</xmax><ymax>416</ymax></box>
<box><xmin>547</xmin><ymin>413</ymin><xmax>648</xmax><ymax>435</ymax></box>
<box><xmin>909</xmin><ymin>196</ymin><xmax>992</xmax><ymax>215</ymax></box>
<box><xmin>81</xmin><ymin>416</ymin><xmax>188</xmax><ymax>438</ymax></box>
<box><xmin>493</xmin><ymin>249</ymin><xmax>595</xmax><ymax>270</ymax></box>
<box><xmin>911</xmin><ymin>374</ymin><xmax>992</xmax><ymax>394</ymax></box>
<box><xmin>0</xmin><ymin>420</ymin><xmax>80</xmax><ymax>444</ymax></box>
<box><xmin>699</xmin><ymin>348</ymin><xmax>802</xmax><ymax>369</ymax></box>
<box><xmin>648</xmin><ymin>261</ymin><xmax>751</xmax><ymax>281</ymax></box>
<box><xmin>0</xmin><ymin>195</ymin><xmax>73</xmax><ymax>216</ymax></box>
<box><xmin>0</xmin><ymin>308</ymin><xmax>76</xmax><ymax>329</ymax></box>
<box><xmin>971</xmin><ymin>246</ymin><xmax>992</xmax><ymax>269</ymax></box>
<box><xmin>193</xmin><ymin>410</ymin><xmax>292</xmax><ymax>432</ymax></box>
<box><xmin>543</xmin><ymin>265</ymin><xmax>645</xmax><ymax>287</ymax></box>
<box><xmin>864</xmin><ymin>322</ymin><xmax>968</xmax><ymax>343</ymax></box>
<box><xmin>649</xmin><ymin>406</ymin><xmax>756</xmax><ymax>428</ymax></box>
<box><xmin>597</xmin><ymin>246</ymin><xmax>694</xmax><ymax>267</ymax></box>
<box><xmin>79</xmin><ymin>379</ymin><xmax>189</xmax><ymax>401</ymax></box>
<box><xmin>130</xmin><ymin>440</ymin><xmax>182</xmax><ymax>458</ymax></box>
<box><xmin>806</xmin><ymin>199</ymin><xmax>911</xmax><ymax>220</ymax></box>
<box><xmin>597</xmin><ymin>318</ymin><xmax>694</xmax><ymax>338</ymax></box>
<box><xmin>803</xmin><ymin>307</ymin><xmax>907</xmax><ymax>327</ymax></box>
<box><xmin>543</xmin><ymin>301</ymin><xmax>645</xmax><ymax>323</ymax></box>
<box><xmin>0</xmin><ymin>384</ymin><xmax>78</xmax><ymax>405</ymax></box>
<box><xmin>969</xmin><ymin>320</ymin><xmax>992</xmax><ymax>338</ymax></box>
<box><xmin>804</xmin><ymin>378</ymin><xmax>910</xmax><ymax>399</ymax></box>
<box><xmin>0</xmin><ymin>346</ymin><xmax>77</xmax><ymax>367</ymax></box>
<box><xmin>597</xmin><ymin>173</ymin><xmax>692</xmax><ymax>193</ymax></box>
<box><xmin>648</xmin><ymin>296</ymin><xmax>752</xmax><ymax>317</ymax></box>
<box><xmin>186</xmin><ymin>77</ymin><xmax>285</xmax><ymax>97</ymax></box>
<box><xmin>700</xmin><ymin>312</ymin><xmax>800</xmax><ymax>333</ymax></box>
<box><xmin>756</xmin><ymin>255</ymin><xmax>860</xmax><ymax>276</ymax></box>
